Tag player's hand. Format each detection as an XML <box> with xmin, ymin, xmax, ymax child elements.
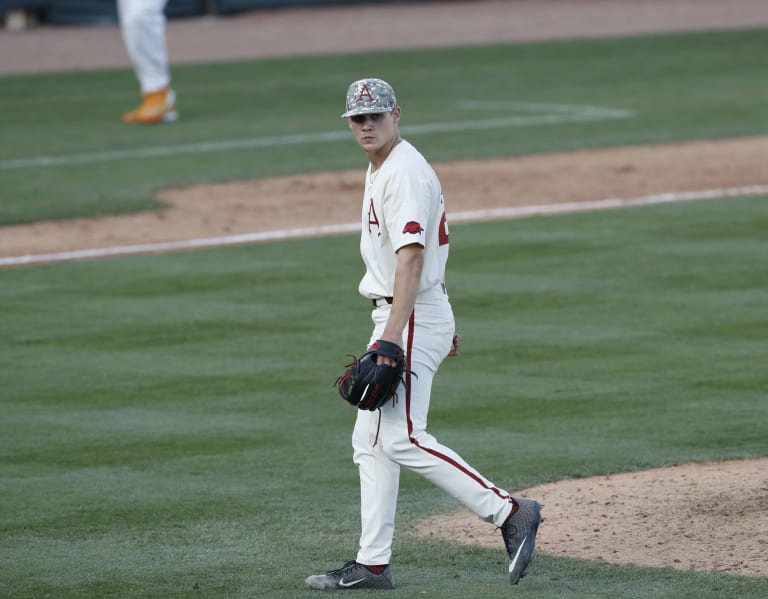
<box><xmin>376</xmin><ymin>334</ymin><xmax>403</xmax><ymax>366</ymax></box>
<box><xmin>448</xmin><ymin>333</ymin><xmax>462</xmax><ymax>357</ymax></box>
<box><xmin>377</xmin><ymin>355</ymin><xmax>397</xmax><ymax>366</ymax></box>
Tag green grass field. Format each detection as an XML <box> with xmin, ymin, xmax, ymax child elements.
<box><xmin>1</xmin><ymin>26</ymin><xmax>767</xmax><ymax>598</ymax></box>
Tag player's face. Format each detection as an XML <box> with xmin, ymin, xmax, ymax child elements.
<box><xmin>348</xmin><ymin>108</ymin><xmax>400</xmax><ymax>155</ymax></box>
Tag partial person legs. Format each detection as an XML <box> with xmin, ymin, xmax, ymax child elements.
<box><xmin>306</xmin><ymin>303</ymin><xmax>542</xmax><ymax>590</ymax></box>
<box><xmin>353</xmin><ymin>357</ymin><xmax>516</xmax><ymax>566</ymax></box>
<box><xmin>117</xmin><ymin>0</ymin><xmax>177</xmax><ymax>123</ymax></box>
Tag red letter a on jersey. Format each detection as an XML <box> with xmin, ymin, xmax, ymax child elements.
<box><xmin>368</xmin><ymin>198</ymin><xmax>380</xmax><ymax>236</ymax></box>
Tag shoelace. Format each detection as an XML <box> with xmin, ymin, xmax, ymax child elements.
<box><xmin>327</xmin><ymin>560</ymin><xmax>360</xmax><ymax>576</ymax></box>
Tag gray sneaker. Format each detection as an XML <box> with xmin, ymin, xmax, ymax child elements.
<box><xmin>500</xmin><ymin>498</ymin><xmax>542</xmax><ymax>584</ymax></box>
<box><xmin>305</xmin><ymin>560</ymin><xmax>394</xmax><ymax>590</ymax></box>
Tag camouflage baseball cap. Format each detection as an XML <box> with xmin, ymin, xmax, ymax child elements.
<box><xmin>341</xmin><ymin>78</ymin><xmax>397</xmax><ymax>118</ymax></box>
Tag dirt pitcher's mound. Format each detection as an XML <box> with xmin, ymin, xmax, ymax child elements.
<box><xmin>411</xmin><ymin>458</ymin><xmax>768</xmax><ymax>577</ymax></box>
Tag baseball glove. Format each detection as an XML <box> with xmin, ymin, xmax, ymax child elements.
<box><xmin>334</xmin><ymin>340</ymin><xmax>408</xmax><ymax>411</ymax></box>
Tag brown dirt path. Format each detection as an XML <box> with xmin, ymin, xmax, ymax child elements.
<box><xmin>3</xmin><ymin>136</ymin><xmax>768</xmax><ymax>259</ymax></box>
<box><xmin>3</xmin><ymin>0</ymin><xmax>768</xmax><ymax>579</ymax></box>
<box><xmin>3</xmin><ymin>0</ymin><xmax>768</xmax><ymax>76</ymax></box>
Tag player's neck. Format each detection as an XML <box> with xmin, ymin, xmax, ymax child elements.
<box><xmin>368</xmin><ymin>134</ymin><xmax>402</xmax><ymax>172</ymax></box>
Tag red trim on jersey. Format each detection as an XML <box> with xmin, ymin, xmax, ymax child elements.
<box><xmin>404</xmin><ymin>307</ymin><xmax>510</xmax><ymax>502</ymax></box>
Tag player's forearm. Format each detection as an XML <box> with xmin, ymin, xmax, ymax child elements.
<box><xmin>380</xmin><ymin>245</ymin><xmax>423</xmax><ymax>344</ymax></box>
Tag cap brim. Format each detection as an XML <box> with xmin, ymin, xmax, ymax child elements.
<box><xmin>341</xmin><ymin>106</ymin><xmax>392</xmax><ymax>118</ymax></box>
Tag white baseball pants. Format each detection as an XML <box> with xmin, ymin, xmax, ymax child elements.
<box><xmin>353</xmin><ymin>291</ymin><xmax>514</xmax><ymax>565</ymax></box>
<box><xmin>117</xmin><ymin>0</ymin><xmax>171</xmax><ymax>93</ymax></box>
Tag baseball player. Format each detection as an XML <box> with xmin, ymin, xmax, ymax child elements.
<box><xmin>305</xmin><ymin>78</ymin><xmax>542</xmax><ymax>591</ymax></box>
<box><xmin>118</xmin><ymin>0</ymin><xmax>177</xmax><ymax>124</ymax></box>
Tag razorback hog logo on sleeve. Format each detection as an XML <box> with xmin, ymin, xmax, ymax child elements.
<box><xmin>402</xmin><ymin>221</ymin><xmax>424</xmax><ymax>235</ymax></box>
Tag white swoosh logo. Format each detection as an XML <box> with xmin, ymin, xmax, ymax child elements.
<box><xmin>360</xmin><ymin>384</ymin><xmax>370</xmax><ymax>401</ymax></box>
<box><xmin>338</xmin><ymin>578</ymin><xmax>366</xmax><ymax>588</ymax></box>
<box><xmin>509</xmin><ymin>535</ymin><xmax>528</xmax><ymax>573</ymax></box>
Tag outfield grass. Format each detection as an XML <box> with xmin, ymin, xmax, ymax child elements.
<box><xmin>1</xmin><ymin>28</ymin><xmax>768</xmax><ymax>224</ymax></box>
<box><xmin>1</xmin><ymin>197</ymin><xmax>767</xmax><ymax>597</ymax></box>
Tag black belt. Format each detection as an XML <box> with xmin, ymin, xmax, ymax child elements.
<box><xmin>371</xmin><ymin>297</ymin><xmax>394</xmax><ymax>307</ymax></box>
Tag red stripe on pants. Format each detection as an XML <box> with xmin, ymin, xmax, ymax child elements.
<box><xmin>404</xmin><ymin>307</ymin><xmax>510</xmax><ymax>502</ymax></box>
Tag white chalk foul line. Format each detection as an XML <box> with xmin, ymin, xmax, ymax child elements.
<box><xmin>0</xmin><ymin>107</ymin><xmax>634</xmax><ymax>170</ymax></box>
<box><xmin>0</xmin><ymin>222</ymin><xmax>362</xmax><ymax>267</ymax></box>
<box><xmin>1</xmin><ymin>184</ymin><xmax>765</xmax><ymax>268</ymax></box>
<box><xmin>448</xmin><ymin>185</ymin><xmax>768</xmax><ymax>222</ymax></box>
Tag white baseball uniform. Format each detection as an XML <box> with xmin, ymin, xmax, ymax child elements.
<box><xmin>117</xmin><ymin>0</ymin><xmax>171</xmax><ymax>94</ymax></box>
<box><xmin>353</xmin><ymin>139</ymin><xmax>515</xmax><ymax>566</ymax></box>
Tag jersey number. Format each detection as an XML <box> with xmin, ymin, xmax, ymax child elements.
<box><xmin>439</xmin><ymin>211</ymin><xmax>450</xmax><ymax>246</ymax></box>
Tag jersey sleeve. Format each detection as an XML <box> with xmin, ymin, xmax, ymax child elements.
<box><xmin>382</xmin><ymin>166</ymin><xmax>431</xmax><ymax>252</ymax></box>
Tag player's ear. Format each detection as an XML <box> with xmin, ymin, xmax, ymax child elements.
<box><xmin>391</xmin><ymin>106</ymin><xmax>401</xmax><ymax>124</ymax></box>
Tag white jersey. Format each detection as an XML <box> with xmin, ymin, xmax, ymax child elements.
<box><xmin>358</xmin><ymin>140</ymin><xmax>450</xmax><ymax>300</ymax></box>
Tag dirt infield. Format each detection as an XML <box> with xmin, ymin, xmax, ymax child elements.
<box><xmin>413</xmin><ymin>458</ymin><xmax>768</xmax><ymax>577</ymax></box>
<box><xmin>3</xmin><ymin>0</ymin><xmax>768</xmax><ymax>76</ymax></box>
<box><xmin>3</xmin><ymin>136</ymin><xmax>768</xmax><ymax>262</ymax></box>
<box><xmin>3</xmin><ymin>0</ymin><xmax>767</xmax><ymax>578</ymax></box>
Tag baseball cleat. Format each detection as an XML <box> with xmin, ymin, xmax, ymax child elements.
<box><xmin>122</xmin><ymin>86</ymin><xmax>178</xmax><ymax>124</ymax></box>
<box><xmin>305</xmin><ymin>560</ymin><xmax>394</xmax><ymax>590</ymax></box>
<box><xmin>501</xmin><ymin>498</ymin><xmax>542</xmax><ymax>584</ymax></box>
